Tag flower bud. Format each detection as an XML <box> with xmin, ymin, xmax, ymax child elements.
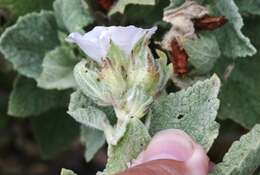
<box><xmin>73</xmin><ymin>60</ymin><xmax>112</xmax><ymax>106</ymax></box>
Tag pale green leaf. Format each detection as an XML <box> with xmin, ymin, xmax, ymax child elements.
<box><xmin>31</xmin><ymin>108</ymin><xmax>79</xmax><ymax>159</ymax></box>
<box><xmin>183</xmin><ymin>32</ymin><xmax>220</xmax><ymax>74</ymax></box>
<box><xmin>214</xmin><ymin>17</ymin><xmax>260</xmax><ymax>129</ymax></box>
<box><xmin>8</xmin><ymin>76</ymin><xmax>70</xmax><ymax>118</ymax></box>
<box><xmin>234</xmin><ymin>0</ymin><xmax>260</xmax><ymax>16</ymax></box>
<box><xmin>81</xmin><ymin>126</ymin><xmax>105</xmax><ymax>162</ymax></box>
<box><xmin>37</xmin><ymin>45</ymin><xmax>78</xmax><ymax>90</ymax></box>
<box><xmin>0</xmin><ymin>11</ymin><xmax>60</xmax><ymax>79</ymax></box>
<box><xmin>68</xmin><ymin>90</ymin><xmax>116</xmax><ymax>124</ymax></box>
<box><xmin>60</xmin><ymin>168</ymin><xmax>77</xmax><ymax>175</ymax></box>
<box><xmin>68</xmin><ymin>106</ymin><xmax>110</xmax><ymax>131</ymax></box>
<box><xmin>101</xmin><ymin>118</ymin><xmax>151</xmax><ymax>175</ymax></box>
<box><xmin>210</xmin><ymin>124</ymin><xmax>260</xmax><ymax>175</ymax></box>
<box><xmin>68</xmin><ymin>90</ymin><xmax>113</xmax><ymax>161</ymax></box>
<box><xmin>109</xmin><ymin>0</ymin><xmax>156</xmax><ymax>16</ymax></box>
<box><xmin>68</xmin><ymin>89</ymin><xmax>110</xmax><ymax>130</ymax></box>
<box><xmin>0</xmin><ymin>0</ymin><xmax>54</xmax><ymax>16</ymax></box>
<box><xmin>211</xmin><ymin>0</ymin><xmax>256</xmax><ymax>58</ymax></box>
<box><xmin>150</xmin><ymin>75</ymin><xmax>220</xmax><ymax>151</ymax></box>
<box><xmin>53</xmin><ymin>0</ymin><xmax>93</xmax><ymax>33</ymax></box>
<box><xmin>68</xmin><ymin>90</ymin><xmax>93</xmax><ymax>112</ymax></box>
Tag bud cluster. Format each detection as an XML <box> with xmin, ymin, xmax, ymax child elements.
<box><xmin>68</xmin><ymin>26</ymin><xmax>171</xmax><ymax>121</ymax></box>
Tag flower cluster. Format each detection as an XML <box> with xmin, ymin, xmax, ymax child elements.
<box><xmin>67</xmin><ymin>26</ymin><xmax>171</xmax><ymax>121</ymax></box>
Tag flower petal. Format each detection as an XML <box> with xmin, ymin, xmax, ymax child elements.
<box><xmin>66</xmin><ymin>30</ymin><xmax>109</xmax><ymax>63</ymax></box>
<box><xmin>67</xmin><ymin>26</ymin><xmax>157</xmax><ymax>63</ymax></box>
<box><xmin>108</xmin><ymin>26</ymin><xmax>157</xmax><ymax>55</ymax></box>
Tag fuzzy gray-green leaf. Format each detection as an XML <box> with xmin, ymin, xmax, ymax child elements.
<box><xmin>0</xmin><ymin>0</ymin><xmax>54</xmax><ymax>16</ymax></box>
<box><xmin>68</xmin><ymin>90</ymin><xmax>110</xmax><ymax>130</ymax></box>
<box><xmin>214</xmin><ymin>17</ymin><xmax>260</xmax><ymax>129</ymax></box>
<box><xmin>37</xmin><ymin>45</ymin><xmax>78</xmax><ymax>90</ymax></box>
<box><xmin>81</xmin><ymin>126</ymin><xmax>105</xmax><ymax>162</ymax></box>
<box><xmin>68</xmin><ymin>90</ymin><xmax>113</xmax><ymax>161</ymax></box>
<box><xmin>234</xmin><ymin>0</ymin><xmax>260</xmax><ymax>16</ymax></box>
<box><xmin>210</xmin><ymin>124</ymin><xmax>260</xmax><ymax>175</ymax></box>
<box><xmin>68</xmin><ymin>90</ymin><xmax>116</xmax><ymax>124</ymax></box>
<box><xmin>183</xmin><ymin>32</ymin><xmax>220</xmax><ymax>74</ymax></box>
<box><xmin>68</xmin><ymin>106</ymin><xmax>109</xmax><ymax>131</ymax></box>
<box><xmin>150</xmin><ymin>75</ymin><xmax>220</xmax><ymax>151</ymax></box>
<box><xmin>0</xmin><ymin>11</ymin><xmax>60</xmax><ymax>79</ymax></box>
<box><xmin>53</xmin><ymin>0</ymin><xmax>93</xmax><ymax>33</ymax></box>
<box><xmin>211</xmin><ymin>0</ymin><xmax>256</xmax><ymax>58</ymax></box>
<box><xmin>31</xmin><ymin>108</ymin><xmax>79</xmax><ymax>159</ymax></box>
<box><xmin>101</xmin><ymin>118</ymin><xmax>151</xmax><ymax>175</ymax></box>
<box><xmin>8</xmin><ymin>76</ymin><xmax>70</xmax><ymax>118</ymax></box>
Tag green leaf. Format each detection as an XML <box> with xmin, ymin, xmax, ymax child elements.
<box><xmin>8</xmin><ymin>76</ymin><xmax>70</xmax><ymax>118</ymax></box>
<box><xmin>122</xmin><ymin>0</ymin><xmax>169</xmax><ymax>27</ymax></box>
<box><xmin>68</xmin><ymin>90</ymin><xmax>116</xmax><ymax>124</ymax></box>
<box><xmin>183</xmin><ymin>32</ymin><xmax>221</xmax><ymax>74</ymax></box>
<box><xmin>216</xmin><ymin>58</ymin><xmax>260</xmax><ymax>129</ymax></box>
<box><xmin>215</xmin><ymin>17</ymin><xmax>260</xmax><ymax>129</ymax></box>
<box><xmin>149</xmin><ymin>75</ymin><xmax>220</xmax><ymax>151</ymax></box>
<box><xmin>0</xmin><ymin>11</ymin><xmax>60</xmax><ymax>79</ymax></box>
<box><xmin>101</xmin><ymin>118</ymin><xmax>151</xmax><ymax>175</ymax></box>
<box><xmin>37</xmin><ymin>45</ymin><xmax>78</xmax><ymax>90</ymax></box>
<box><xmin>210</xmin><ymin>124</ymin><xmax>260</xmax><ymax>175</ymax></box>
<box><xmin>60</xmin><ymin>168</ymin><xmax>77</xmax><ymax>175</ymax></box>
<box><xmin>0</xmin><ymin>0</ymin><xmax>54</xmax><ymax>16</ymax></box>
<box><xmin>68</xmin><ymin>90</ymin><xmax>111</xmax><ymax>130</ymax></box>
<box><xmin>68</xmin><ymin>90</ymin><xmax>107</xmax><ymax>162</ymax></box>
<box><xmin>81</xmin><ymin>126</ymin><xmax>105</xmax><ymax>162</ymax></box>
<box><xmin>68</xmin><ymin>106</ymin><xmax>110</xmax><ymax>130</ymax></box>
<box><xmin>211</xmin><ymin>0</ymin><xmax>256</xmax><ymax>58</ymax></box>
<box><xmin>31</xmin><ymin>108</ymin><xmax>79</xmax><ymax>159</ymax></box>
<box><xmin>68</xmin><ymin>90</ymin><xmax>93</xmax><ymax>111</ymax></box>
<box><xmin>234</xmin><ymin>0</ymin><xmax>260</xmax><ymax>16</ymax></box>
<box><xmin>53</xmin><ymin>0</ymin><xmax>93</xmax><ymax>33</ymax></box>
<box><xmin>109</xmin><ymin>0</ymin><xmax>156</xmax><ymax>16</ymax></box>
<box><xmin>68</xmin><ymin>90</ymin><xmax>115</xmax><ymax>161</ymax></box>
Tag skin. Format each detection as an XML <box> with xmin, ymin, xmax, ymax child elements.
<box><xmin>118</xmin><ymin>159</ymin><xmax>187</xmax><ymax>175</ymax></box>
<box><xmin>117</xmin><ymin>129</ymin><xmax>210</xmax><ymax>175</ymax></box>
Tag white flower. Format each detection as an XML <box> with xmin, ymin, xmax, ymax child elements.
<box><xmin>66</xmin><ymin>26</ymin><xmax>157</xmax><ymax>63</ymax></box>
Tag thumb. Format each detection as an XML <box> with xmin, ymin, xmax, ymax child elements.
<box><xmin>117</xmin><ymin>129</ymin><xmax>210</xmax><ymax>175</ymax></box>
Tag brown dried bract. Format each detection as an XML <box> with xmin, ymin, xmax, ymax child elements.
<box><xmin>194</xmin><ymin>15</ymin><xmax>227</xmax><ymax>31</ymax></box>
<box><xmin>171</xmin><ymin>39</ymin><xmax>188</xmax><ymax>75</ymax></box>
<box><xmin>98</xmin><ymin>0</ymin><xmax>115</xmax><ymax>11</ymax></box>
